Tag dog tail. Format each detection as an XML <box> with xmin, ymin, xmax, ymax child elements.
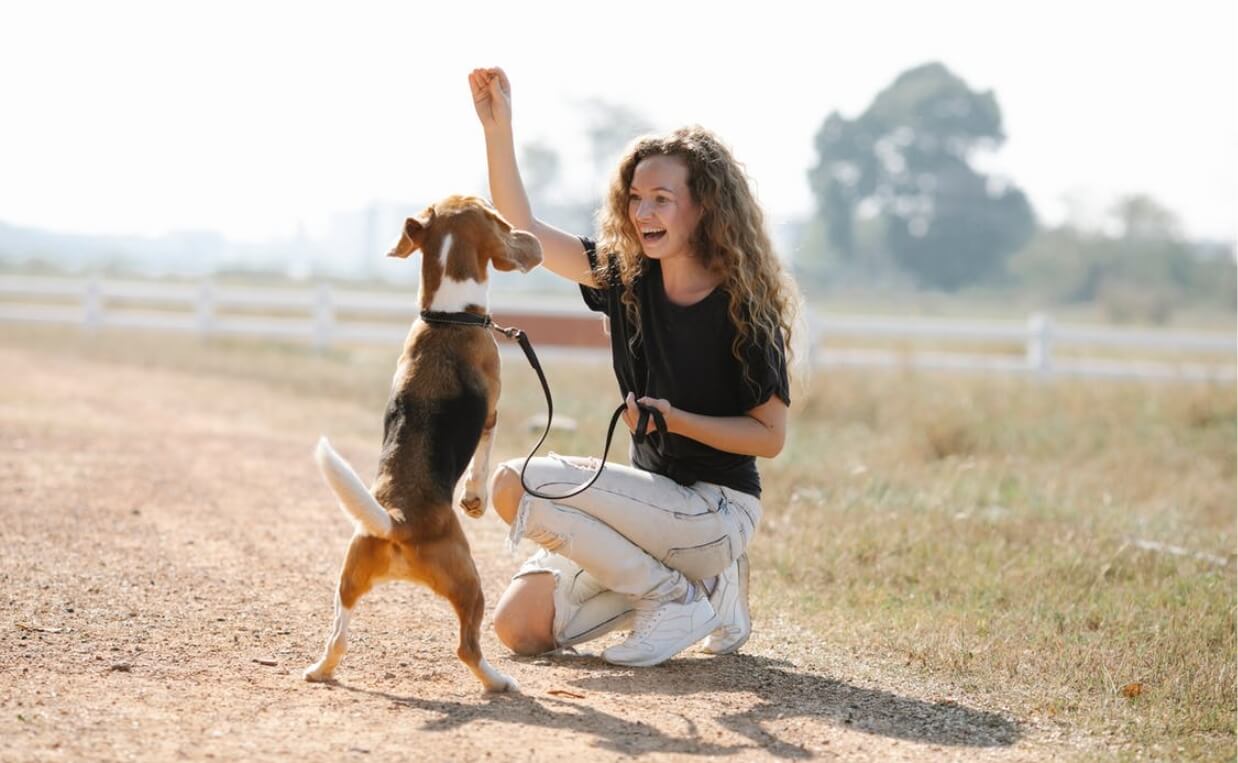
<box><xmin>314</xmin><ymin>437</ymin><xmax>393</xmax><ymax>537</ymax></box>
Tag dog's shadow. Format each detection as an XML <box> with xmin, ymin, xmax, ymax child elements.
<box><xmin>334</xmin><ymin>653</ymin><xmax>1021</xmax><ymax>758</ymax></box>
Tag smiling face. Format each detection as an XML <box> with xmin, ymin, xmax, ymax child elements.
<box><xmin>627</xmin><ymin>154</ymin><xmax>702</xmax><ymax>262</ymax></box>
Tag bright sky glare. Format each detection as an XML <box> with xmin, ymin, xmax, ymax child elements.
<box><xmin>1</xmin><ymin>0</ymin><xmax>1234</xmax><ymax>243</ymax></box>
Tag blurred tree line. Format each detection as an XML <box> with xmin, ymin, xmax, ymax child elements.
<box><xmin>1008</xmin><ymin>195</ymin><xmax>1236</xmax><ymax>323</ymax></box>
<box><xmin>516</xmin><ymin>61</ymin><xmax>1234</xmax><ymax>322</ymax></box>
<box><xmin>802</xmin><ymin>61</ymin><xmax>1235</xmax><ymax>322</ymax></box>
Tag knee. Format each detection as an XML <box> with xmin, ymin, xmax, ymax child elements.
<box><xmin>493</xmin><ymin>599</ymin><xmax>554</xmax><ymax>656</ymax></box>
<box><xmin>493</xmin><ymin>575</ymin><xmax>556</xmax><ymax>656</ymax></box>
<box><xmin>489</xmin><ymin>462</ymin><xmax>524</xmax><ymax>526</ymax></box>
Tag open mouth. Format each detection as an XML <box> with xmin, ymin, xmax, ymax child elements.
<box><xmin>641</xmin><ymin>229</ymin><xmax>667</xmax><ymax>244</ymax></box>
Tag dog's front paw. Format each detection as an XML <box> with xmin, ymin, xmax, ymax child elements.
<box><xmin>459</xmin><ymin>493</ymin><xmax>486</xmax><ymax>518</ymax></box>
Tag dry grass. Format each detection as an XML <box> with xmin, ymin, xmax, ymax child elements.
<box><xmin>764</xmin><ymin>366</ymin><xmax>1236</xmax><ymax>759</ymax></box>
<box><xmin>5</xmin><ymin>324</ymin><xmax>1235</xmax><ymax>760</ymax></box>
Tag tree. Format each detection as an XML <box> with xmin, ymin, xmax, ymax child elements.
<box><xmin>807</xmin><ymin>62</ymin><xmax>1035</xmax><ymax>290</ymax></box>
<box><xmin>1008</xmin><ymin>193</ymin><xmax>1236</xmax><ymax>322</ymax></box>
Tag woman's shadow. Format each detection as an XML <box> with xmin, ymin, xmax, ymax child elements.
<box><xmin>336</xmin><ymin>653</ymin><xmax>1021</xmax><ymax>758</ymax></box>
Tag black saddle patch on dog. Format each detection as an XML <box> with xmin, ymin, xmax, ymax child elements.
<box><xmin>380</xmin><ymin>386</ymin><xmax>488</xmax><ymax>504</ymax></box>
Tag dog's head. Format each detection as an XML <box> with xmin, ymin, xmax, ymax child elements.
<box><xmin>387</xmin><ymin>195</ymin><xmax>543</xmax><ymax>311</ymax></box>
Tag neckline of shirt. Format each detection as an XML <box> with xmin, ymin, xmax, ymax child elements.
<box><xmin>650</xmin><ymin>261</ymin><xmax>724</xmax><ymax>311</ymax></box>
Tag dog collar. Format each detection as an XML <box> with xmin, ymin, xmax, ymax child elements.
<box><xmin>419</xmin><ymin>310</ymin><xmax>493</xmax><ymax>328</ymax></box>
<box><xmin>420</xmin><ymin>310</ymin><xmax>524</xmax><ymax>342</ymax></box>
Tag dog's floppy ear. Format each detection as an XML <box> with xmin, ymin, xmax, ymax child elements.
<box><xmin>387</xmin><ymin>210</ymin><xmax>433</xmax><ymax>259</ymax></box>
<box><xmin>490</xmin><ymin>228</ymin><xmax>543</xmax><ymax>272</ymax></box>
<box><xmin>480</xmin><ymin>205</ymin><xmax>543</xmax><ymax>272</ymax></box>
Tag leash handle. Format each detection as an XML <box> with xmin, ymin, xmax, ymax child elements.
<box><xmin>631</xmin><ymin>404</ymin><xmax>666</xmax><ymax>446</ymax></box>
<box><xmin>495</xmin><ymin>324</ymin><xmax>664</xmax><ymax>501</ymax></box>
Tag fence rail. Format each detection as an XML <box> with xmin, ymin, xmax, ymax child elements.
<box><xmin>1</xmin><ymin>274</ymin><xmax>1233</xmax><ymax>382</ymax></box>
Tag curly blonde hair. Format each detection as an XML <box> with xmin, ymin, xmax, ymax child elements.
<box><xmin>595</xmin><ymin>126</ymin><xmax>798</xmax><ymax>394</ymax></box>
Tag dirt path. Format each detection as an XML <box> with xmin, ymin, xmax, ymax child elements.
<box><xmin>0</xmin><ymin>344</ymin><xmax>1083</xmax><ymax>761</ymax></box>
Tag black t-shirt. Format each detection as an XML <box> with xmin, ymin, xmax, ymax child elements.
<box><xmin>578</xmin><ymin>237</ymin><xmax>790</xmax><ymax>498</ymax></box>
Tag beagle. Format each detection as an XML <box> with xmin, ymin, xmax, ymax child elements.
<box><xmin>304</xmin><ymin>195</ymin><xmax>542</xmax><ymax>692</ymax></box>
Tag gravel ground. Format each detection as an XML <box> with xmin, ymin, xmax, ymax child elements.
<box><xmin>0</xmin><ymin>343</ymin><xmax>1093</xmax><ymax>761</ymax></box>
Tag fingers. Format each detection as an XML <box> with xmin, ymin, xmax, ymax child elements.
<box><xmin>468</xmin><ymin>68</ymin><xmax>504</xmax><ymax>83</ymax></box>
<box><xmin>635</xmin><ymin>397</ymin><xmax>672</xmax><ymax>435</ymax></box>
<box><xmin>623</xmin><ymin>391</ymin><xmax>639</xmax><ymax>433</ymax></box>
<box><xmin>637</xmin><ymin>397</ymin><xmax>670</xmax><ymax>415</ymax></box>
<box><xmin>468</xmin><ymin>67</ymin><xmax>510</xmax><ymax>112</ymax></box>
<box><xmin>468</xmin><ymin>70</ymin><xmax>488</xmax><ymax>100</ymax></box>
<box><xmin>624</xmin><ymin>394</ymin><xmax>672</xmax><ymax>435</ymax></box>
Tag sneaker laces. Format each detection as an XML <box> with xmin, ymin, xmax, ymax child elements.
<box><xmin>628</xmin><ymin>602</ymin><xmax>668</xmax><ymax>641</ymax></box>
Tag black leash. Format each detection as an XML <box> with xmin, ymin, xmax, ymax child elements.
<box><xmin>418</xmin><ymin>310</ymin><xmax>665</xmax><ymax>501</ymax></box>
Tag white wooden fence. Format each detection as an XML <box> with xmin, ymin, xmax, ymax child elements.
<box><xmin>807</xmin><ymin>312</ymin><xmax>1234</xmax><ymax>382</ymax></box>
<box><xmin>1</xmin><ymin>274</ymin><xmax>1233</xmax><ymax>382</ymax></box>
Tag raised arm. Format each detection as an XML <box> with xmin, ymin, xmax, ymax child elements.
<box><xmin>469</xmin><ymin>67</ymin><xmax>596</xmax><ymax>287</ymax></box>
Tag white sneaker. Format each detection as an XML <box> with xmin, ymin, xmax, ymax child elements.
<box><xmin>602</xmin><ymin>593</ymin><xmax>718</xmax><ymax>667</ymax></box>
<box><xmin>703</xmin><ymin>553</ymin><xmax>750</xmax><ymax>654</ymax></box>
<box><xmin>559</xmin><ymin>590</ymin><xmax>636</xmax><ymax>648</ymax></box>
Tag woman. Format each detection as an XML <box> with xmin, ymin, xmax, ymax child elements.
<box><xmin>469</xmin><ymin>67</ymin><xmax>796</xmax><ymax>667</ymax></box>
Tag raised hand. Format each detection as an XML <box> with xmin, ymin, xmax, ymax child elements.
<box><xmin>468</xmin><ymin>67</ymin><xmax>512</xmax><ymax>132</ymax></box>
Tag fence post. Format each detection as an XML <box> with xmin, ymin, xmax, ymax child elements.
<box><xmin>83</xmin><ymin>276</ymin><xmax>103</xmax><ymax>332</ymax></box>
<box><xmin>1026</xmin><ymin>312</ymin><xmax>1054</xmax><ymax>376</ymax></box>
<box><xmin>314</xmin><ymin>283</ymin><xmax>334</xmax><ymax>351</ymax></box>
<box><xmin>196</xmin><ymin>279</ymin><xmax>215</xmax><ymax>338</ymax></box>
<box><xmin>797</xmin><ymin>303</ymin><xmax>820</xmax><ymax>370</ymax></box>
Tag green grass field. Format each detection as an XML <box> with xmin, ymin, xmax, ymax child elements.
<box><xmin>8</xmin><ymin>325</ymin><xmax>1235</xmax><ymax>759</ymax></box>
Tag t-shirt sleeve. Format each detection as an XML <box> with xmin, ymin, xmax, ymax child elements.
<box><xmin>739</xmin><ymin>325</ymin><xmax>792</xmax><ymax>410</ymax></box>
<box><xmin>577</xmin><ymin>237</ymin><xmax>609</xmax><ymax>314</ymax></box>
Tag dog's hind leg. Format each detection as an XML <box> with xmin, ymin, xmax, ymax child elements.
<box><xmin>303</xmin><ymin>589</ymin><xmax>353</xmax><ymax>683</ymax></box>
<box><xmin>454</xmin><ymin>575</ymin><xmax>520</xmax><ymax>693</ymax></box>
<box><xmin>304</xmin><ymin>535</ymin><xmax>385</xmax><ymax>683</ymax></box>
<box><xmin>460</xmin><ymin>409</ymin><xmax>497</xmax><ymax>518</ymax></box>
<box><xmin>424</xmin><ymin>535</ymin><xmax>519</xmax><ymax>693</ymax></box>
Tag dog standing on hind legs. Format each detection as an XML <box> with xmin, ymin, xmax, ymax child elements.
<box><xmin>304</xmin><ymin>195</ymin><xmax>542</xmax><ymax>692</ymax></box>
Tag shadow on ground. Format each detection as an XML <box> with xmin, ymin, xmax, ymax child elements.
<box><xmin>335</xmin><ymin>653</ymin><xmax>1021</xmax><ymax>758</ymax></box>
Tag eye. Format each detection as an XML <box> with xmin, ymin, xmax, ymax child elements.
<box><xmin>628</xmin><ymin>194</ymin><xmax>640</xmax><ymax>203</ymax></box>
<box><xmin>655</xmin><ymin>196</ymin><xmax>671</xmax><ymax>205</ymax></box>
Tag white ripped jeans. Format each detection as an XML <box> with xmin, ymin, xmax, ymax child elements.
<box><xmin>505</xmin><ymin>454</ymin><xmax>762</xmax><ymax>647</ymax></box>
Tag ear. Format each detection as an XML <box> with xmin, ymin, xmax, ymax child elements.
<box><xmin>476</xmin><ymin>203</ymin><xmax>543</xmax><ymax>272</ymax></box>
<box><xmin>387</xmin><ymin>212</ymin><xmax>431</xmax><ymax>259</ymax></box>
<box><xmin>490</xmin><ymin>228</ymin><xmax>543</xmax><ymax>272</ymax></box>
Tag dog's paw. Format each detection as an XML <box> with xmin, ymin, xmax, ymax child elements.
<box><xmin>472</xmin><ymin>658</ymin><xmax>519</xmax><ymax>693</ymax></box>
<box><xmin>303</xmin><ymin>665</ymin><xmax>333</xmax><ymax>683</ymax></box>
<box><xmin>460</xmin><ymin>494</ymin><xmax>486</xmax><ymax>518</ymax></box>
<box><xmin>483</xmin><ymin>672</ymin><xmax>520</xmax><ymax>693</ymax></box>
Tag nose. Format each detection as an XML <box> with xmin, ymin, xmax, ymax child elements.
<box><xmin>634</xmin><ymin>199</ymin><xmax>655</xmax><ymax>221</ymax></box>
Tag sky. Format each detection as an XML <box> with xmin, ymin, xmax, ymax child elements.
<box><xmin>1</xmin><ymin>0</ymin><xmax>1235</xmax><ymax>245</ymax></box>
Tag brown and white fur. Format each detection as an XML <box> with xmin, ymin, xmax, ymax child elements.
<box><xmin>304</xmin><ymin>195</ymin><xmax>542</xmax><ymax>692</ymax></box>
